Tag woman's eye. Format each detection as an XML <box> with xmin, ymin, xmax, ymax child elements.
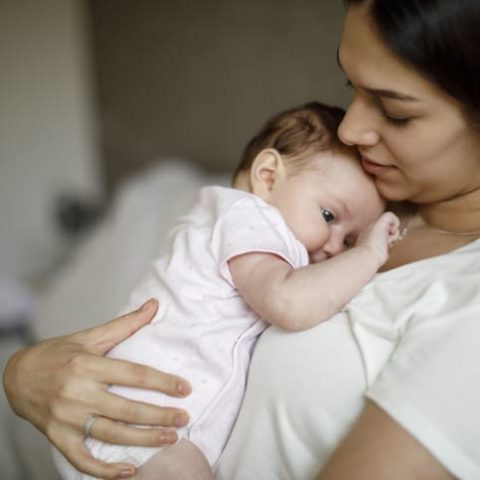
<box><xmin>321</xmin><ymin>208</ymin><xmax>335</xmax><ymax>224</ymax></box>
<box><xmin>344</xmin><ymin>79</ymin><xmax>353</xmax><ymax>89</ymax></box>
<box><xmin>380</xmin><ymin>105</ymin><xmax>412</xmax><ymax>127</ymax></box>
<box><xmin>383</xmin><ymin>112</ymin><xmax>412</xmax><ymax>127</ymax></box>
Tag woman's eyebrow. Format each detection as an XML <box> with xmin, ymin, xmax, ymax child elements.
<box><xmin>364</xmin><ymin>88</ymin><xmax>419</xmax><ymax>102</ymax></box>
<box><xmin>336</xmin><ymin>46</ymin><xmax>419</xmax><ymax>102</ymax></box>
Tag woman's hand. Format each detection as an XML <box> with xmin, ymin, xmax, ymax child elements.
<box><xmin>2</xmin><ymin>299</ymin><xmax>191</xmax><ymax>479</ymax></box>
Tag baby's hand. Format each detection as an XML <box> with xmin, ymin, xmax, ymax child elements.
<box><xmin>355</xmin><ymin>212</ymin><xmax>401</xmax><ymax>265</ymax></box>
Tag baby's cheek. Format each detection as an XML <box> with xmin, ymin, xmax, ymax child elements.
<box><xmin>303</xmin><ymin>226</ymin><xmax>330</xmax><ymax>252</ymax></box>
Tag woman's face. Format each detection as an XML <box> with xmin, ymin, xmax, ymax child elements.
<box><xmin>337</xmin><ymin>3</ymin><xmax>480</xmax><ymax>204</ymax></box>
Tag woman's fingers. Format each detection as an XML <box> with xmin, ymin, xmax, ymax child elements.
<box><xmin>85</xmin><ymin>414</ymin><xmax>179</xmax><ymax>447</ymax></box>
<box><xmin>52</xmin><ymin>426</ymin><xmax>136</xmax><ymax>480</ymax></box>
<box><xmin>88</xmin><ymin>355</ymin><xmax>191</xmax><ymax>397</ymax></box>
<box><xmin>47</xmin><ymin>355</ymin><xmax>190</xmax><ymax>429</ymax></box>
<box><xmin>66</xmin><ymin>297</ymin><xmax>192</xmax><ymax>396</ymax></box>
<box><xmin>93</xmin><ymin>390</ymin><xmax>189</xmax><ymax>428</ymax></box>
<box><xmin>79</xmin><ymin>298</ymin><xmax>160</xmax><ymax>354</ymax></box>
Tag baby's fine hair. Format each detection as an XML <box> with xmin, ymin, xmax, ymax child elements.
<box><xmin>233</xmin><ymin>101</ymin><xmax>348</xmax><ymax>180</ymax></box>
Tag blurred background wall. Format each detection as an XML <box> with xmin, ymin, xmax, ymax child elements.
<box><xmin>89</xmin><ymin>0</ymin><xmax>350</xmax><ymax>188</ymax></box>
<box><xmin>0</xmin><ymin>0</ymin><xmax>102</xmax><ymax>280</ymax></box>
<box><xmin>0</xmin><ymin>0</ymin><xmax>350</xmax><ymax>282</ymax></box>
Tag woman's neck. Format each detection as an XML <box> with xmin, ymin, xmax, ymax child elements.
<box><xmin>417</xmin><ymin>193</ymin><xmax>480</xmax><ymax>234</ymax></box>
<box><xmin>380</xmin><ymin>192</ymin><xmax>480</xmax><ymax>271</ymax></box>
<box><xmin>389</xmin><ymin>186</ymin><xmax>480</xmax><ymax>234</ymax></box>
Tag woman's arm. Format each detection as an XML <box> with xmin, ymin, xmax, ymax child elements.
<box><xmin>2</xmin><ymin>299</ymin><xmax>192</xmax><ymax>480</ymax></box>
<box><xmin>316</xmin><ymin>401</ymin><xmax>454</xmax><ymax>480</ymax></box>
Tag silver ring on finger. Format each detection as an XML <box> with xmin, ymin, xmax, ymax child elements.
<box><xmin>83</xmin><ymin>414</ymin><xmax>98</xmax><ymax>439</ymax></box>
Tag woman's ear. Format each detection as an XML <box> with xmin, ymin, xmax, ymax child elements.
<box><xmin>249</xmin><ymin>149</ymin><xmax>287</xmax><ymax>199</ymax></box>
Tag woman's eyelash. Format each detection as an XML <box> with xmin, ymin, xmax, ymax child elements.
<box><xmin>376</xmin><ymin>99</ymin><xmax>413</xmax><ymax>127</ymax></box>
<box><xmin>344</xmin><ymin>78</ymin><xmax>411</xmax><ymax>127</ymax></box>
<box><xmin>381</xmin><ymin>111</ymin><xmax>412</xmax><ymax>127</ymax></box>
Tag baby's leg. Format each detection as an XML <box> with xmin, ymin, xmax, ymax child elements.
<box><xmin>133</xmin><ymin>439</ymin><xmax>214</xmax><ymax>480</ymax></box>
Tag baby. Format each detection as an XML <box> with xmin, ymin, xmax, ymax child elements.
<box><xmin>54</xmin><ymin>101</ymin><xmax>399</xmax><ymax>479</ymax></box>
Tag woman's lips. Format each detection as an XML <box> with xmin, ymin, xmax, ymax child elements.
<box><xmin>361</xmin><ymin>156</ymin><xmax>396</xmax><ymax>175</ymax></box>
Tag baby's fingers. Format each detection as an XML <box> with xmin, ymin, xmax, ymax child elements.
<box><xmin>383</xmin><ymin>212</ymin><xmax>402</xmax><ymax>243</ymax></box>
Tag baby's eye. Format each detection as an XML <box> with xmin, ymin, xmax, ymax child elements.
<box><xmin>321</xmin><ymin>208</ymin><xmax>335</xmax><ymax>224</ymax></box>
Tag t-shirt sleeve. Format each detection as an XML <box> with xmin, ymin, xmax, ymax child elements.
<box><xmin>211</xmin><ymin>195</ymin><xmax>309</xmax><ymax>287</ymax></box>
<box><xmin>366</xmin><ymin>274</ymin><xmax>480</xmax><ymax>479</ymax></box>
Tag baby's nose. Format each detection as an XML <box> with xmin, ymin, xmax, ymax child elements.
<box><xmin>323</xmin><ymin>235</ymin><xmax>346</xmax><ymax>258</ymax></box>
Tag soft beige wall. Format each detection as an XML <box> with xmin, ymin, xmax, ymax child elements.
<box><xmin>89</xmin><ymin>0</ymin><xmax>351</xmax><ymax>187</ymax></box>
<box><xmin>0</xmin><ymin>0</ymin><xmax>102</xmax><ymax>278</ymax></box>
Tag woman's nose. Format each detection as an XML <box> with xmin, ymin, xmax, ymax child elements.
<box><xmin>338</xmin><ymin>97</ymin><xmax>380</xmax><ymax>147</ymax></box>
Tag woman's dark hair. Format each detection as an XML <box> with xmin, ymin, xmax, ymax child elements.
<box><xmin>233</xmin><ymin>101</ymin><xmax>348</xmax><ymax>180</ymax></box>
<box><xmin>344</xmin><ymin>0</ymin><xmax>480</xmax><ymax>123</ymax></box>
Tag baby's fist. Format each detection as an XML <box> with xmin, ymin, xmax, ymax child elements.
<box><xmin>356</xmin><ymin>212</ymin><xmax>401</xmax><ymax>265</ymax></box>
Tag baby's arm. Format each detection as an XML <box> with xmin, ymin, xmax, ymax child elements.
<box><xmin>228</xmin><ymin>212</ymin><xmax>399</xmax><ymax>331</ymax></box>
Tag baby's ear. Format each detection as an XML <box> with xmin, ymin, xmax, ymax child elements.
<box><xmin>250</xmin><ymin>149</ymin><xmax>287</xmax><ymax>199</ymax></box>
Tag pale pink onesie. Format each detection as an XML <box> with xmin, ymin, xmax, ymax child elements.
<box><xmin>54</xmin><ymin>186</ymin><xmax>308</xmax><ymax>479</ymax></box>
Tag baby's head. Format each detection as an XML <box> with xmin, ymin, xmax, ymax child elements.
<box><xmin>233</xmin><ymin>102</ymin><xmax>385</xmax><ymax>261</ymax></box>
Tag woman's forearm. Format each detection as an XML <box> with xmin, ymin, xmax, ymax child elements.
<box><xmin>315</xmin><ymin>402</ymin><xmax>454</xmax><ymax>480</ymax></box>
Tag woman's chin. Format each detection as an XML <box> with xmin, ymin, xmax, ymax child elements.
<box><xmin>374</xmin><ymin>179</ymin><xmax>412</xmax><ymax>203</ymax></box>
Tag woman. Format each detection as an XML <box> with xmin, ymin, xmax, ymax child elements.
<box><xmin>4</xmin><ymin>0</ymin><xmax>480</xmax><ymax>478</ymax></box>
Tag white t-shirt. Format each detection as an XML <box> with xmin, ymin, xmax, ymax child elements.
<box><xmin>216</xmin><ymin>239</ymin><xmax>480</xmax><ymax>480</ymax></box>
<box><xmin>53</xmin><ymin>186</ymin><xmax>308</xmax><ymax>479</ymax></box>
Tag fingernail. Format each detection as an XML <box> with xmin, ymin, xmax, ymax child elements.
<box><xmin>140</xmin><ymin>298</ymin><xmax>155</xmax><ymax>312</ymax></box>
<box><xmin>177</xmin><ymin>382</ymin><xmax>191</xmax><ymax>396</ymax></box>
<box><xmin>116</xmin><ymin>467</ymin><xmax>135</xmax><ymax>478</ymax></box>
<box><xmin>173</xmin><ymin>412</ymin><xmax>189</xmax><ymax>427</ymax></box>
<box><xmin>160</xmin><ymin>430</ymin><xmax>178</xmax><ymax>444</ymax></box>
